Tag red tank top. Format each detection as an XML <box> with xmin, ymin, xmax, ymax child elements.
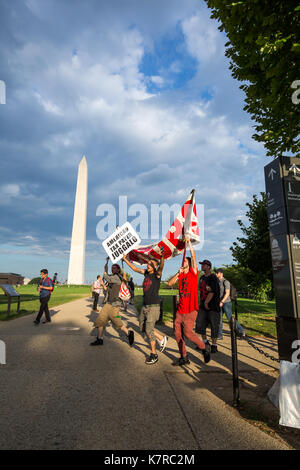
<box><xmin>177</xmin><ymin>267</ymin><xmax>199</xmax><ymax>314</ymax></box>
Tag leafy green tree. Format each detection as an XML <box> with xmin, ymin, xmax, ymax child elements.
<box><xmin>205</xmin><ymin>0</ymin><xmax>300</xmax><ymax>157</ymax></box>
<box><xmin>28</xmin><ymin>277</ymin><xmax>41</xmax><ymax>285</ymax></box>
<box><xmin>215</xmin><ymin>264</ymin><xmax>251</xmax><ymax>293</ymax></box>
<box><xmin>230</xmin><ymin>193</ymin><xmax>273</xmax><ymax>300</ymax></box>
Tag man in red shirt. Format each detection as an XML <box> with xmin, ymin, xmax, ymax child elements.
<box><xmin>168</xmin><ymin>238</ymin><xmax>211</xmax><ymax>365</ymax></box>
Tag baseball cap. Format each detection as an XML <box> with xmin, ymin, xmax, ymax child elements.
<box><xmin>199</xmin><ymin>259</ymin><xmax>212</xmax><ymax>267</ymax></box>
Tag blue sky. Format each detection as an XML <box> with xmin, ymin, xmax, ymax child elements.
<box><xmin>0</xmin><ymin>0</ymin><xmax>268</xmax><ymax>284</ymax></box>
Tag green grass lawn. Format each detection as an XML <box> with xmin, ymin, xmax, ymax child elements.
<box><xmin>0</xmin><ymin>285</ymin><xmax>91</xmax><ymax>321</ymax></box>
<box><xmin>234</xmin><ymin>298</ymin><xmax>276</xmax><ymax>338</ymax></box>
<box><xmin>133</xmin><ymin>288</ymin><xmax>277</xmax><ymax>338</ymax></box>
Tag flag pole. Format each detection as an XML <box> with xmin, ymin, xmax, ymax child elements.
<box><xmin>181</xmin><ymin>189</ymin><xmax>195</xmax><ymax>267</ymax></box>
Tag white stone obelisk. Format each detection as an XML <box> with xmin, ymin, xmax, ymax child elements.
<box><xmin>67</xmin><ymin>156</ymin><xmax>88</xmax><ymax>285</ymax></box>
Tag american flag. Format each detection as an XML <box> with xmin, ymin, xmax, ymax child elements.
<box><xmin>128</xmin><ymin>190</ymin><xmax>200</xmax><ymax>265</ymax></box>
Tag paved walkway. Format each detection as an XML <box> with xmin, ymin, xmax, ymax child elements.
<box><xmin>0</xmin><ymin>296</ymin><xmax>291</xmax><ymax>450</ymax></box>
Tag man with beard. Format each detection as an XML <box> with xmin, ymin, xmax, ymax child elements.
<box><xmin>90</xmin><ymin>258</ymin><xmax>134</xmax><ymax>347</ymax></box>
<box><xmin>168</xmin><ymin>238</ymin><xmax>211</xmax><ymax>365</ymax></box>
<box><xmin>123</xmin><ymin>247</ymin><xmax>167</xmax><ymax>365</ymax></box>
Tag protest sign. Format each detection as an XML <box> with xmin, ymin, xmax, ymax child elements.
<box><xmin>102</xmin><ymin>222</ymin><xmax>141</xmax><ymax>263</ymax></box>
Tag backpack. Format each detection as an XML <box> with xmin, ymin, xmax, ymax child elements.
<box><xmin>45</xmin><ymin>277</ymin><xmax>55</xmax><ymax>293</ymax></box>
<box><xmin>223</xmin><ymin>279</ymin><xmax>237</xmax><ymax>301</ymax></box>
<box><xmin>230</xmin><ymin>284</ymin><xmax>238</xmax><ymax>301</ymax></box>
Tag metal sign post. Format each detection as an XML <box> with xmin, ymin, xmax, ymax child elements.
<box><xmin>264</xmin><ymin>156</ymin><xmax>300</xmax><ymax>361</ymax></box>
<box><xmin>230</xmin><ymin>300</ymin><xmax>240</xmax><ymax>407</ymax></box>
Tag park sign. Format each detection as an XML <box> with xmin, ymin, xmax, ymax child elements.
<box><xmin>0</xmin><ymin>284</ymin><xmax>21</xmax><ymax>317</ymax></box>
<box><xmin>264</xmin><ymin>156</ymin><xmax>300</xmax><ymax>361</ymax></box>
<box><xmin>102</xmin><ymin>222</ymin><xmax>141</xmax><ymax>263</ymax></box>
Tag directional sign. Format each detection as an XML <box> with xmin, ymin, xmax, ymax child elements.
<box><xmin>288</xmin><ymin>164</ymin><xmax>300</xmax><ymax>177</ymax></box>
<box><xmin>270</xmin><ymin>234</ymin><xmax>295</xmax><ymax>318</ymax></box>
<box><xmin>265</xmin><ymin>159</ymin><xmax>284</xmax><ymax>212</ymax></box>
<box><xmin>281</xmin><ymin>157</ymin><xmax>300</xmax><ymax>180</ymax></box>
<box><xmin>265</xmin><ymin>156</ymin><xmax>300</xmax><ymax>360</ymax></box>
<box><xmin>268</xmin><ymin>168</ymin><xmax>277</xmax><ymax>180</ymax></box>
<box><xmin>284</xmin><ymin>180</ymin><xmax>300</xmax><ymax>206</ymax></box>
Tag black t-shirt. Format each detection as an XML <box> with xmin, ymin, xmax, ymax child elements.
<box><xmin>143</xmin><ymin>271</ymin><xmax>161</xmax><ymax>305</ymax></box>
<box><xmin>199</xmin><ymin>273</ymin><xmax>220</xmax><ymax>312</ymax></box>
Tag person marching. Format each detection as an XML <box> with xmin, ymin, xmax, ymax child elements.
<box><xmin>33</xmin><ymin>269</ymin><xmax>54</xmax><ymax>325</ymax></box>
<box><xmin>168</xmin><ymin>238</ymin><xmax>211</xmax><ymax>365</ymax></box>
<box><xmin>90</xmin><ymin>258</ymin><xmax>134</xmax><ymax>347</ymax></box>
<box><xmin>123</xmin><ymin>247</ymin><xmax>168</xmax><ymax>365</ymax></box>
<box><xmin>196</xmin><ymin>260</ymin><xmax>220</xmax><ymax>353</ymax></box>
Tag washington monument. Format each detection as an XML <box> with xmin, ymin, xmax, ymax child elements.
<box><xmin>67</xmin><ymin>156</ymin><xmax>88</xmax><ymax>284</ymax></box>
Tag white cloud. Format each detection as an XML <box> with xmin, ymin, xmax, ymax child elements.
<box><xmin>182</xmin><ymin>10</ymin><xmax>224</xmax><ymax>63</ymax></box>
<box><xmin>1</xmin><ymin>184</ymin><xmax>20</xmax><ymax>197</ymax></box>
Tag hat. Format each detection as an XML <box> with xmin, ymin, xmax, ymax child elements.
<box><xmin>199</xmin><ymin>259</ymin><xmax>212</xmax><ymax>267</ymax></box>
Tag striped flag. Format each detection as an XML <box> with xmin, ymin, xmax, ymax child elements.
<box><xmin>128</xmin><ymin>190</ymin><xmax>200</xmax><ymax>265</ymax></box>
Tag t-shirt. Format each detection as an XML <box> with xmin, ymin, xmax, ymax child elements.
<box><xmin>39</xmin><ymin>277</ymin><xmax>53</xmax><ymax>298</ymax></box>
<box><xmin>199</xmin><ymin>273</ymin><xmax>220</xmax><ymax>312</ymax></box>
<box><xmin>177</xmin><ymin>267</ymin><xmax>199</xmax><ymax>314</ymax></box>
<box><xmin>143</xmin><ymin>271</ymin><xmax>161</xmax><ymax>305</ymax></box>
<box><xmin>93</xmin><ymin>278</ymin><xmax>102</xmax><ymax>294</ymax></box>
<box><xmin>219</xmin><ymin>278</ymin><xmax>231</xmax><ymax>303</ymax></box>
<box><xmin>103</xmin><ymin>273</ymin><xmax>122</xmax><ymax>305</ymax></box>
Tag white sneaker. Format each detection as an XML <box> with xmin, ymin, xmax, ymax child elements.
<box><xmin>159</xmin><ymin>336</ymin><xmax>168</xmax><ymax>353</ymax></box>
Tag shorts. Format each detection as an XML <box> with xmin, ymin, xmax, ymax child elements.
<box><xmin>95</xmin><ymin>303</ymin><xmax>123</xmax><ymax>329</ymax></box>
<box><xmin>195</xmin><ymin>307</ymin><xmax>221</xmax><ymax>339</ymax></box>
<box><xmin>139</xmin><ymin>304</ymin><xmax>160</xmax><ymax>342</ymax></box>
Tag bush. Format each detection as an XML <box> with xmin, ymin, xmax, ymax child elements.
<box><xmin>28</xmin><ymin>277</ymin><xmax>40</xmax><ymax>285</ymax></box>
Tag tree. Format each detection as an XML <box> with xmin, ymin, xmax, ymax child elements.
<box><xmin>215</xmin><ymin>264</ymin><xmax>251</xmax><ymax>293</ymax></box>
<box><xmin>230</xmin><ymin>193</ymin><xmax>273</xmax><ymax>301</ymax></box>
<box><xmin>205</xmin><ymin>0</ymin><xmax>300</xmax><ymax>158</ymax></box>
<box><xmin>28</xmin><ymin>277</ymin><xmax>41</xmax><ymax>285</ymax></box>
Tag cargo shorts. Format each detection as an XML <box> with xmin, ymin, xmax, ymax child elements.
<box><xmin>139</xmin><ymin>304</ymin><xmax>160</xmax><ymax>342</ymax></box>
<box><xmin>95</xmin><ymin>303</ymin><xmax>123</xmax><ymax>329</ymax></box>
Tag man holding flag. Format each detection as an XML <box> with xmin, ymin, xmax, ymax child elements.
<box><xmin>125</xmin><ymin>189</ymin><xmax>204</xmax><ymax>364</ymax></box>
<box><xmin>168</xmin><ymin>237</ymin><xmax>211</xmax><ymax>365</ymax></box>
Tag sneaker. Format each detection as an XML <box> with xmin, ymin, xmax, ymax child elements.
<box><xmin>201</xmin><ymin>348</ymin><xmax>211</xmax><ymax>364</ymax></box>
<box><xmin>42</xmin><ymin>320</ymin><xmax>51</xmax><ymax>324</ymax></box>
<box><xmin>173</xmin><ymin>356</ymin><xmax>190</xmax><ymax>366</ymax></box>
<box><xmin>127</xmin><ymin>330</ymin><xmax>134</xmax><ymax>346</ymax></box>
<box><xmin>33</xmin><ymin>320</ymin><xmax>39</xmax><ymax>325</ymax></box>
<box><xmin>211</xmin><ymin>344</ymin><xmax>218</xmax><ymax>353</ymax></box>
<box><xmin>90</xmin><ymin>338</ymin><xmax>103</xmax><ymax>346</ymax></box>
<box><xmin>145</xmin><ymin>353</ymin><xmax>158</xmax><ymax>365</ymax></box>
<box><xmin>159</xmin><ymin>336</ymin><xmax>168</xmax><ymax>353</ymax></box>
